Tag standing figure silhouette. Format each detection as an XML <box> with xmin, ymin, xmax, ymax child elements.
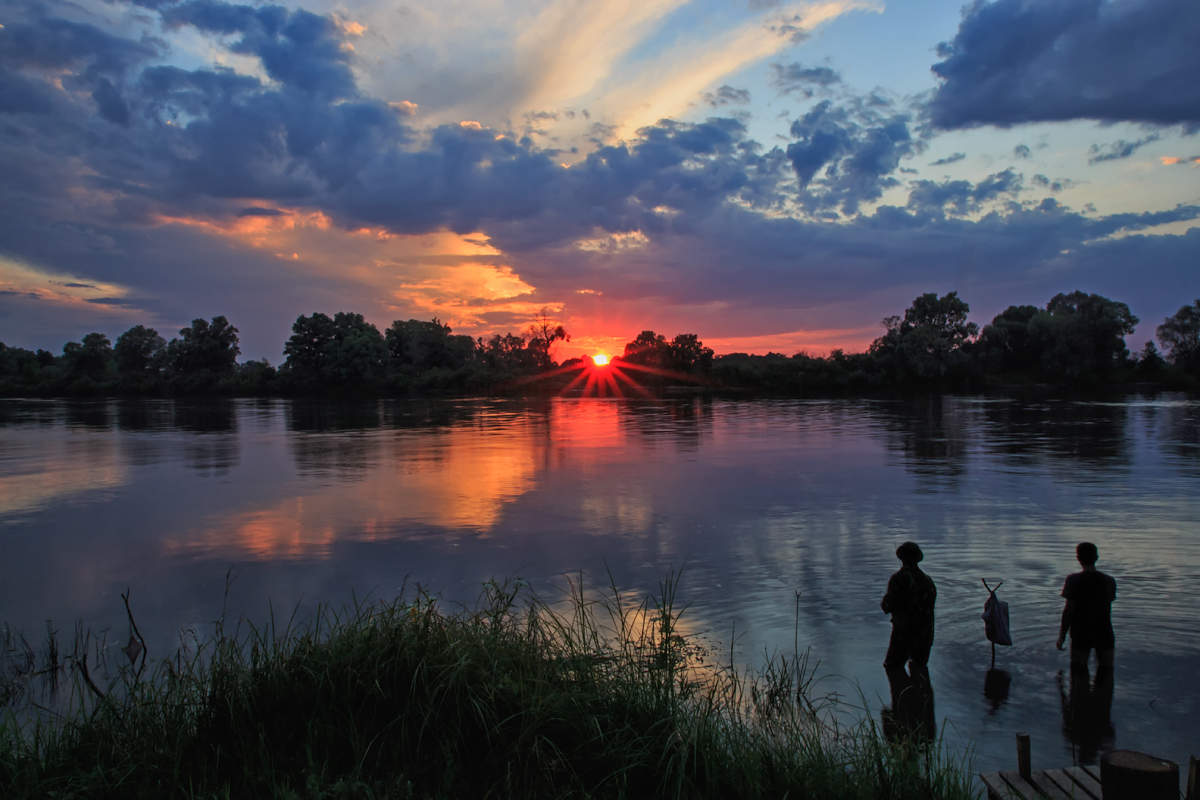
<box><xmin>1056</xmin><ymin>541</ymin><xmax>1117</xmax><ymax>671</ymax></box>
<box><xmin>881</xmin><ymin>541</ymin><xmax>937</xmax><ymax>669</ymax></box>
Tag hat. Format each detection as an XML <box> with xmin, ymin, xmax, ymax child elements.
<box><xmin>896</xmin><ymin>541</ymin><xmax>923</xmax><ymax>563</ymax></box>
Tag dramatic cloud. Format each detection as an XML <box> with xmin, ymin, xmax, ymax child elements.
<box><xmin>785</xmin><ymin>98</ymin><xmax>914</xmax><ymax>216</ymax></box>
<box><xmin>928</xmin><ymin>0</ymin><xmax>1200</xmax><ymax>129</ymax></box>
<box><xmin>0</xmin><ymin>0</ymin><xmax>1197</xmax><ymax>358</ymax></box>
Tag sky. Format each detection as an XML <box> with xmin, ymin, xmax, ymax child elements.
<box><xmin>0</xmin><ymin>0</ymin><xmax>1197</xmax><ymax>361</ymax></box>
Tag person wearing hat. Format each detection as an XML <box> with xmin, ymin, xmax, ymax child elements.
<box><xmin>881</xmin><ymin>541</ymin><xmax>938</xmax><ymax>669</ymax></box>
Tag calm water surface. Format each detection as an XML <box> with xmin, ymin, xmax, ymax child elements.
<box><xmin>2</xmin><ymin>395</ymin><xmax>1198</xmax><ymax>776</ymax></box>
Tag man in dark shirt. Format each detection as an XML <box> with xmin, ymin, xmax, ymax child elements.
<box><xmin>1056</xmin><ymin>541</ymin><xmax>1117</xmax><ymax>670</ymax></box>
<box><xmin>881</xmin><ymin>541</ymin><xmax>937</xmax><ymax>669</ymax></box>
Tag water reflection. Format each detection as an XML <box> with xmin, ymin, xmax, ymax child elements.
<box><xmin>65</xmin><ymin>400</ymin><xmax>114</xmax><ymax>431</ymax></box>
<box><xmin>981</xmin><ymin>399</ymin><xmax>1131</xmax><ymax>472</ymax></box>
<box><xmin>983</xmin><ymin>668</ymin><xmax>1011</xmax><ymax>713</ymax></box>
<box><xmin>292</xmin><ymin>432</ymin><xmax>382</xmax><ymax>479</ymax></box>
<box><xmin>116</xmin><ymin>400</ymin><xmax>175</xmax><ymax>431</ymax></box>
<box><xmin>1162</xmin><ymin>401</ymin><xmax>1200</xmax><ymax>478</ymax></box>
<box><xmin>882</xmin><ymin>665</ymin><xmax>936</xmax><ymax>746</ymax></box>
<box><xmin>877</xmin><ymin>397</ymin><xmax>971</xmax><ymax>490</ymax></box>
<box><xmin>1058</xmin><ymin>665</ymin><xmax>1115</xmax><ymax>766</ymax></box>
<box><xmin>288</xmin><ymin>401</ymin><xmax>383</xmax><ymax>432</ymax></box>
<box><xmin>620</xmin><ymin>398</ymin><xmax>713</xmax><ymax>451</ymax></box>
<box><xmin>2</xmin><ymin>393</ymin><xmax>1200</xmax><ymax>777</ymax></box>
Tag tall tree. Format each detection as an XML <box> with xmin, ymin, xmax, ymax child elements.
<box><xmin>870</xmin><ymin>292</ymin><xmax>978</xmax><ymax>382</ymax></box>
<box><xmin>976</xmin><ymin>305</ymin><xmax>1042</xmax><ymax>375</ymax></box>
<box><xmin>622</xmin><ymin>331</ymin><xmax>670</xmax><ymax>368</ymax></box>
<box><xmin>1156</xmin><ymin>299</ymin><xmax>1200</xmax><ymax>374</ymax></box>
<box><xmin>386</xmin><ymin>319</ymin><xmax>476</xmax><ymax>373</ymax></box>
<box><xmin>62</xmin><ymin>332</ymin><xmax>114</xmax><ymax>380</ymax></box>
<box><xmin>667</xmin><ymin>333</ymin><xmax>714</xmax><ymax>373</ymax></box>
<box><xmin>115</xmin><ymin>325</ymin><xmax>167</xmax><ymax>375</ymax></box>
<box><xmin>525</xmin><ymin>311</ymin><xmax>570</xmax><ymax>369</ymax></box>
<box><xmin>169</xmin><ymin>316</ymin><xmax>241</xmax><ymax>374</ymax></box>
<box><xmin>1034</xmin><ymin>291</ymin><xmax>1137</xmax><ymax>380</ymax></box>
<box><xmin>479</xmin><ymin>333</ymin><xmax>537</xmax><ymax>371</ymax></box>
<box><xmin>283</xmin><ymin>312</ymin><xmax>387</xmax><ymax>385</ymax></box>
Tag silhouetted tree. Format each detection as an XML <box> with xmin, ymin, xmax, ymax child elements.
<box><xmin>525</xmin><ymin>310</ymin><xmax>570</xmax><ymax>369</ymax></box>
<box><xmin>479</xmin><ymin>333</ymin><xmax>537</xmax><ymax>371</ymax></box>
<box><xmin>283</xmin><ymin>312</ymin><xmax>387</xmax><ymax>385</ymax></box>
<box><xmin>62</xmin><ymin>332</ymin><xmax>114</xmax><ymax>381</ymax></box>
<box><xmin>169</xmin><ymin>316</ymin><xmax>240</xmax><ymax>374</ymax></box>
<box><xmin>1156</xmin><ymin>299</ymin><xmax>1200</xmax><ymax>375</ymax></box>
<box><xmin>386</xmin><ymin>319</ymin><xmax>476</xmax><ymax>373</ymax></box>
<box><xmin>667</xmin><ymin>333</ymin><xmax>713</xmax><ymax>373</ymax></box>
<box><xmin>871</xmin><ymin>292</ymin><xmax>978</xmax><ymax>383</ymax></box>
<box><xmin>622</xmin><ymin>331</ymin><xmax>670</xmax><ymax>368</ymax></box>
<box><xmin>115</xmin><ymin>325</ymin><xmax>166</xmax><ymax>375</ymax></box>
<box><xmin>1135</xmin><ymin>341</ymin><xmax>1166</xmax><ymax>379</ymax></box>
<box><xmin>977</xmin><ymin>305</ymin><xmax>1042</xmax><ymax>375</ymax></box>
<box><xmin>1034</xmin><ymin>291</ymin><xmax>1137</xmax><ymax>381</ymax></box>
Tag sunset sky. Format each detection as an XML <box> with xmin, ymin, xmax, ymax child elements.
<box><xmin>0</xmin><ymin>0</ymin><xmax>1197</xmax><ymax>361</ymax></box>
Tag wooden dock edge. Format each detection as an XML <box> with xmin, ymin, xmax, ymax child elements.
<box><xmin>981</xmin><ymin>765</ymin><xmax>1102</xmax><ymax>800</ymax></box>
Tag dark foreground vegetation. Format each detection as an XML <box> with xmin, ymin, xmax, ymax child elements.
<box><xmin>3</xmin><ymin>291</ymin><xmax>1199</xmax><ymax>396</ymax></box>
<box><xmin>1</xmin><ymin>578</ymin><xmax>975</xmax><ymax>800</ymax></box>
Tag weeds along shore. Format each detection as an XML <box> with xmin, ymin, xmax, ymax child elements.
<box><xmin>1</xmin><ymin>576</ymin><xmax>977</xmax><ymax>800</ymax></box>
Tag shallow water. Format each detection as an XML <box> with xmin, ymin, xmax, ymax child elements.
<box><xmin>1</xmin><ymin>394</ymin><xmax>1198</xmax><ymax>776</ymax></box>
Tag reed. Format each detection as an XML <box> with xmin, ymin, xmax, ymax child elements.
<box><xmin>0</xmin><ymin>575</ymin><xmax>977</xmax><ymax>799</ymax></box>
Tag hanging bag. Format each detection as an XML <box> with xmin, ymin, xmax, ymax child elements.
<box><xmin>982</xmin><ymin>579</ymin><xmax>1013</xmax><ymax>647</ymax></box>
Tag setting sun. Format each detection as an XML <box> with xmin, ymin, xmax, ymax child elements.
<box><xmin>592</xmin><ymin>354</ymin><xmax>609</xmax><ymax>366</ymax></box>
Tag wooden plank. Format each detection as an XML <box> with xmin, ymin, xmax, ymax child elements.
<box><xmin>981</xmin><ymin>771</ymin><xmax>1028</xmax><ymax>800</ymax></box>
<box><xmin>1016</xmin><ymin>733</ymin><xmax>1032</xmax><ymax>780</ymax></box>
<box><xmin>1041</xmin><ymin>769</ymin><xmax>1088</xmax><ymax>799</ymax></box>
<box><xmin>1080</xmin><ymin>764</ymin><xmax>1101</xmax><ymax>783</ymax></box>
<box><xmin>1002</xmin><ymin>770</ymin><xmax>1044</xmax><ymax>800</ymax></box>
<box><xmin>1063</xmin><ymin>766</ymin><xmax>1103</xmax><ymax>799</ymax></box>
<box><xmin>1027</xmin><ymin>770</ymin><xmax>1073</xmax><ymax>800</ymax></box>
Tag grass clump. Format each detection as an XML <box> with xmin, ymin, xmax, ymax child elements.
<box><xmin>1</xmin><ymin>575</ymin><xmax>977</xmax><ymax>799</ymax></box>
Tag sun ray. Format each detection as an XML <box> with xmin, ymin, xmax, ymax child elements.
<box><xmin>560</xmin><ymin>367</ymin><xmax>593</xmax><ymax>394</ymax></box>
<box><xmin>609</xmin><ymin>365</ymin><xmax>655</xmax><ymax>398</ymax></box>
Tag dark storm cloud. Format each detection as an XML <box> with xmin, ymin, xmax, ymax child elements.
<box><xmin>770</xmin><ymin>62</ymin><xmax>840</xmax><ymax>97</ymax></box>
<box><xmin>1087</xmin><ymin>135</ymin><xmax>1161</xmax><ymax>164</ymax></box>
<box><xmin>929</xmin><ymin>0</ymin><xmax>1200</xmax><ymax>129</ymax></box>
<box><xmin>785</xmin><ymin>99</ymin><xmax>914</xmax><ymax>215</ymax></box>
<box><xmin>0</xmin><ymin>11</ymin><xmax>161</xmax><ymax>123</ymax></box>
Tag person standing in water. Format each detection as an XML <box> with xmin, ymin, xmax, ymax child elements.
<box><xmin>1056</xmin><ymin>541</ymin><xmax>1117</xmax><ymax>670</ymax></box>
<box><xmin>881</xmin><ymin>541</ymin><xmax>937</xmax><ymax>669</ymax></box>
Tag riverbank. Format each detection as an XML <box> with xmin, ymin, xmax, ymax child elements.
<box><xmin>1</xmin><ymin>578</ymin><xmax>976</xmax><ymax>799</ymax></box>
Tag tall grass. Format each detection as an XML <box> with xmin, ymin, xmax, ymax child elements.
<box><xmin>1</xmin><ymin>575</ymin><xmax>977</xmax><ymax>799</ymax></box>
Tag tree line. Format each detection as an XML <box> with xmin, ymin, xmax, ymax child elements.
<box><xmin>1</xmin><ymin>292</ymin><xmax>1199</xmax><ymax>396</ymax></box>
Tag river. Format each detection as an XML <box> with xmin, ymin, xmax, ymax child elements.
<box><xmin>1</xmin><ymin>394</ymin><xmax>1197</xmax><ymax>776</ymax></box>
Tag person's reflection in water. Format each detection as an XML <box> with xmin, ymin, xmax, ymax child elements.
<box><xmin>983</xmin><ymin>668</ymin><xmax>1012</xmax><ymax>714</ymax></box>
<box><xmin>882</xmin><ymin>665</ymin><xmax>937</xmax><ymax>746</ymax></box>
<box><xmin>1058</xmin><ymin>664</ymin><xmax>1115</xmax><ymax>765</ymax></box>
